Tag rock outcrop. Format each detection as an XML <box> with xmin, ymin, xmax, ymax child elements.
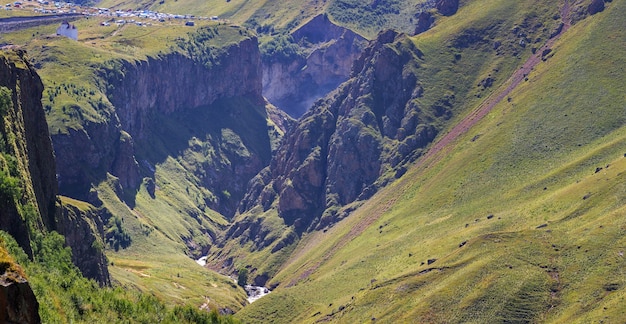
<box><xmin>0</xmin><ymin>259</ymin><xmax>40</xmax><ymax>324</ymax></box>
<box><xmin>57</xmin><ymin>201</ymin><xmax>110</xmax><ymax>286</ymax></box>
<box><xmin>0</xmin><ymin>50</ymin><xmax>58</xmax><ymax>249</ymax></box>
<box><xmin>415</xmin><ymin>11</ymin><xmax>436</xmax><ymax>34</ymax></box>
<box><xmin>436</xmin><ymin>0</ymin><xmax>460</xmax><ymax>16</ymax></box>
<box><xmin>0</xmin><ymin>50</ymin><xmax>110</xmax><ymax>285</ymax></box>
<box><xmin>104</xmin><ymin>37</ymin><xmax>263</xmax><ymax>138</ymax></box>
<box><xmin>587</xmin><ymin>0</ymin><xmax>606</xmax><ymax>14</ymax></box>
<box><xmin>224</xmin><ymin>30</ymin><xmax>447</xmax><ymax>262</ymax></box>
<box><xmin>262</xmin><ymin>14</ymin><xmax>367</xmax><ymax>117</ymax></box>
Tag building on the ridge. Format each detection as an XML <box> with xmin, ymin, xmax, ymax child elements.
<box><xmin>56</xmin><ymin>21</ymin><xmax>78</xmax><ymax>40</ymax></box>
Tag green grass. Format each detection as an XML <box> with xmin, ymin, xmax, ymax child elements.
<box><xmin>220</xmin><ymin>0</ymin><xmax>563</xmax><ymax>286</ymax></box>
<box><xmin>234</xmin><ymin>0</ymin><xmax>626</xmax><ymax>322</ymax></box>
<box><xmin>96</xmin><ymin>0</ymin><xmax>434</xmax><ymax>38</ymax></box>
<box><xmin>1</xmin><ymin>13</ymin><xmax>258</xmax><ymax>311</ymax></box>
<box><xmin>95</xmin><ymin>175</ymin><xmax>248</xmax><ymax>310</ymax></box>
<box><xmin>1</xmin><ymin>230</ymin><xmax>242</xmax><ymax>323</ymax></box>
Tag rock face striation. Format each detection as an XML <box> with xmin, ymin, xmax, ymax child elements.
<box><xmin>52</xmin><ymin>33</ymin><xmax>288</xmax><ymax>219</ymax></box>
<box><xmin>0</xmin><ymin>51</ymin><xmax>57</xmax><ymax>251</ymax></box>
<box><xmin>105</xmin><ymin>38</ymin><xmax>263</xmax><ymax>139</ymax></box>
<box><xmin>54</xmin><ymin>36</ymin><xmax>263</xmax><ymax>198</ymax></box>
<box><xmin>57</xmin><ymin>202</ymin><xmax>110</xmax><ymax>286</ymax></box>
<box><xmin>218</xmin><ymin>30</ymin><xmax>450</xmax><ymax>275</ymax></box>
<box><xmin>262</xmin><ymin>14</ymin><xmax>367</xmax><ymax>117</ymax></box>
<box><xmin>0</xmin><ymin>50</ymin><xmax>110</xmax><ymax>285</ymax></box>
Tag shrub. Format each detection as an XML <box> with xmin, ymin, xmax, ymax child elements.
<box><xmin>0</xmin><ymin>86</ymin><xmax>12</xmax><ymax>116</ymax></box>
<box><xmin>260</xmin><ymin>34</ymin><xmax>304</xmax><ymax>64</ymax></box>
<box><xmin>237</xmin><ymin>267</ymin><xmax>248</xmax><ymax>287</ymax></box>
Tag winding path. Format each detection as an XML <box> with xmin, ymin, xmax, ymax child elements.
<box><xmin>420</xmin><ymin>0</ymin><xmax>572</xmax><ymax>167</ymax></box>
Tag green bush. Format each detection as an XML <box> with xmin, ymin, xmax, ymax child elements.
<box><xmin>1</xmin><ymin>230</ymin><xmax>240</xmax><ymax>323</ymax></box>
<box><xmin>260</xmin><ymin>34</ymin><xmax>304</xmax><ymax>64</ymax></box>
<box><xmin>105</xmin><ymin>215</ymin><xmax>132</xmax><ymax>251</ymax></box>
<box><xmin>328</xmin><ymin>0</ymin><xmax>401</xmax><ymax>31</ymax></box>
<box><xmin>237</xmin><ymin>267</ymin><xmax>248</xmax><ymax>287</ymax></box>
<box><xmin>0</xmin><ymin>86</ymin><xmax>12</xmax><ymax>117</ymax></box>
<box><xmin>0</xmin><ymin>169</ymin><xmax>21</xmax><ymax>202</ymax></box>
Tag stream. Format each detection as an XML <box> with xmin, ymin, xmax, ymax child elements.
<box><xmin>195</xmin><ymin>256</ymin><xmax>271</xmax><ymax>304</ymax></box>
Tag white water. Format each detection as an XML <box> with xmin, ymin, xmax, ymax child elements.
<box><xmin>245</xmin><ymin>285</ymin><xmax>271</xmax><ymax>303</ymax></box>
<box><xmin>194</xmin><ymin>256</ymin><xmax>271</xmax><ymax>303</ymax></box>
<box><xmin>195</xmin><ymin>255</ymin><xmax>208</xmax><ymax>266</ymax></box>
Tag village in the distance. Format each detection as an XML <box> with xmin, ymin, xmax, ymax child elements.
<box><xmin>3</xmin><ymin>0</ymin><xmax>221</xmax><ymax>39</ymax></box>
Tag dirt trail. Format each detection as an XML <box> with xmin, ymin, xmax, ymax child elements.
<box><xmin>287</xmin><ymin>1</ymin><xmax>573</xmax><ymax>286</ymax></box>
<box><xmin>287</xmin><ymin>197</ymin><xmax>397</xmax><ymax>287</ymax></box>
<box><xmin>420</xmin><ymin>0</ymin><xmax>572</xmax><ymax>168</ymax></box>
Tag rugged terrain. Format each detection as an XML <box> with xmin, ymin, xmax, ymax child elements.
<box><xmin>229</xmin><ymin>0</ymin><xmax>626</xmax><ymax>322</ymax></box>
<box><xmin>0</xmin><ymin>0</ymin><xmax>623</xmax><ymax>322</ymax></box>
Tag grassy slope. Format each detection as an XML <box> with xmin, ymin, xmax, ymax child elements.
<box><xmin>219</xmin><ymin>0</ymin><xmax>560</xmax><ymax>290</ymax></box>
<box><xmin>236</xmin><ymin>0</ymin><xmax>626</xmax><ymax>322</ymax></box>
<box><xmin>2</xmin><ymin>17</ymin><xmax>252</xmax><ymax>310</ymax></box>
<box><xmin>97</xmin><ymin>0</ymin><xmax>430</xmax><ymax>38</ymax></box>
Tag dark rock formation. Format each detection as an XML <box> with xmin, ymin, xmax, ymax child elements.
<box><xmin>0</xmin><ymin>50</ymin><xmax>58</xmax><ymax>247</ymax></box>
<box><xmin>0</xmin><ymin>268</ymin><xmax>40</xmax><ymax>324</ymax></box>
<box><xmin>415</xmin><ymin>11</ymin><xmax>436</xmax><ymax>34</ymax></box>
<box><xmin>104</xmin><ymin>37</ymin><xmax>263</xmax><ymax>138</ymax></box>
<box><xmin>0</xmin><ymin>50</ymin><xmax>110</xmax><ymax>285</ymax></box>
<box><xmin>57</xmin><ymin>202</ymin><xmax>110</xmax><ymax>286</ymax></box>
<box><xmin>436</xmin><ymin>0</ymin><xmax>460</xmax><ymax>16</ymax></box>
<box><xmin>263</xmin><ymin>14</ymin><xmax>367</xmax><ymax>117</ymax></box>
<box><xmin>588</xmin><ymin>0</ymin><xmax>605</xmax><ymax>15</ymax></box>
<box><xmin>227</xmin><ymin>30</ymin><xmax>445</xmax><ymax>257</ymax></box>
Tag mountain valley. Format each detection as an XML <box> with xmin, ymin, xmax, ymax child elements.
<box><xmin>0</xmin><ymin>0</ymin><xmax>624</xmax><ymax>322</ymax></box>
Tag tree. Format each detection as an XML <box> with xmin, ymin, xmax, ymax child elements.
<box><xmin>237</xmin><ymin>268</ymin><xmax>248</xmax><ymax>287</ymax></box>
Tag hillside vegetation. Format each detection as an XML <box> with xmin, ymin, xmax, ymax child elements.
<box><xmin>97</xmin><ymin>0</ymin><xmax>433</xmax><ymax>38</ymax></box>
<box><xmin>233</xmin><ymin>0</ymin><xmax>626</xmax><ymax>322</ymax></box>
<box><xmin>0</xmin><ymin>49</ymin><xmax>242</xmax><ymax>322</ymax></box>
<box><xmin>1</xmin><ymin>17</ymin><xmax>259</xmax><ymax>311</ymax></box>
<box><xmin>0</xmin><ymin>0</ymin><xmax>623</xmax><ymax>322</ymax></box>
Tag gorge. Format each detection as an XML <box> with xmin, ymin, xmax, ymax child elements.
<box><xmin>0</xmin><ymin>0</ymin><xmax>625</xmax><ymax>322</ymax></box>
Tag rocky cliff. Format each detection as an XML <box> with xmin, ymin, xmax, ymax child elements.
<box><xmin>262</xmin><ymin>14</ymin><xmax>367</xmax><ymax>117</ymax></box>
<box><xmin>105</xmin><ymin>37</ymin><xmax>263</xmax><ymax>139</ymax></box>
<box><xmin>0</xmin><ymin>50</ymin><xmax>110</xmax><ymax>285</ymax></box>
<box><xmin>215</xmin><ymin>30</ymin><xmax>449</xmax><ymax>277</ymax></box>
<box><xmin>57</xmin><ymin>199</ymin><xmax>110</xmax><ymax>286</ymax></box>
<box><xmin>0</xmin><ymin>50</ymin><xmax>57</xmax><ymax>248</ymax></box>
<box><xmin>54</xmin><ymin>34</ymin><xmax>265</xmax><ymax>199</ymax></box>
<box><xmin>48</xmin><ymin>27</ymin><xmax>292</xmax><ymax>264</ymax></box>
<box><xmin>51</xmin><ymin>30</ymin><xmax>288</xmax><ymax>217</ymax></box>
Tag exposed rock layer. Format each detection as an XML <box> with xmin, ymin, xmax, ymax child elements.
<box><xmin>262</xmin><ymin>15</ymin><xmax>367</xmax><ymax>117</ymax></box>
<box><xmin>0</xmin><ymin>50</ymin><xmax>110</xmax><ymax>285</ymax></box>
<box><xmin>227</xmin><ymin>31</ymin><xmax>445</xmax><ymax>258</ymax></box>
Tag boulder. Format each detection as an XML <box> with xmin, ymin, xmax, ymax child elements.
<box><xmin>0</xmin><ymin>271</ymin><xmax>40</xmax><ymax>324</ymax></box>
<box><xmin>436</xmin><ymin>0</ymin><xmax>460</xmax><ymax>16</ymax></box>
<box><xmin>415</xmin><ymin>11</ymin><xmax>435</xmax><ymax>34</ymax></box>
<box><xmin>588</xmin><ymin>0</ymin><xmax>605</xmax><ymax>15</ymax></box>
